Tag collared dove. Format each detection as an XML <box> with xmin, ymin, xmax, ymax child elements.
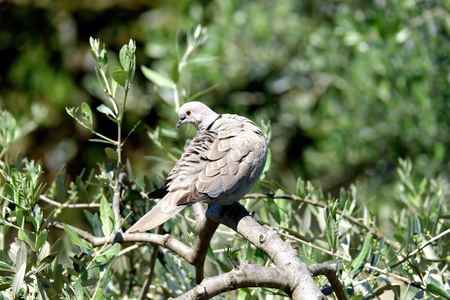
<box><xmin>127</xmin><ymin>101</ymin><xmax>268</xmax><ymax>233</ymax></box>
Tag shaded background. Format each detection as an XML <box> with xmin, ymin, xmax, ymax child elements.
<box><xmin>1</xmin><ymin>0</ymin><xmax>449</xmax><ymax>225</ymax></box>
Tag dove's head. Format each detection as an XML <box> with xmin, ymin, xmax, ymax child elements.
<box><xmin>176</xmin><ymin>102</ymin><xmax>220</xmax><ymax>131</ymax></box>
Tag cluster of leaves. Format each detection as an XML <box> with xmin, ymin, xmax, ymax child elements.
<box><xmin>1</xmin><ymin>22</ymin><xmax>449</xmax><ymax>300</ymax></box>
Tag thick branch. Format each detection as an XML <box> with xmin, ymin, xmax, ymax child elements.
<box><xmin>174</xmin><ymin>262</ymin><xmax>294</xmax><ymax>300</ymax></box>
<box><xmin>309</xmin><ymin>264</ymin><xmax>346</xmax><ymax>300</ymax></box>
<box><xmin>205</xmin><ymin>203</ymin><xmax>327</xmax><ymax>300</ymax></box>
<box><xmin>189</xmin><ymin>203</ymin><xmax>220</xmax><ymax>283</ymax></box>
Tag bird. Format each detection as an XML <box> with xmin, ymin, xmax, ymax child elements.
<box><xmin>126</xmin><ymin>101</ymin><xmax>268</xmax><ymax>233</ymax></box>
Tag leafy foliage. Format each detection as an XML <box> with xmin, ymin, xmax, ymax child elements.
<box><xmin>0</xmin><ymin>1</ymin><xmax>449</xmax><ymax>299</ymax></box>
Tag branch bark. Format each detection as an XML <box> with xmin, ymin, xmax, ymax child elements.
<box><xmin>201</xmin><ymin>203</ymin><xmax>330</xmax><ymax>300</ymax></box>
<box><xmin>174</xmin><ymin>262</ymin><xmax>297</xmax><ymax>300</ymax></box>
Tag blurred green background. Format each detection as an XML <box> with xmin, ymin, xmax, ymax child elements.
<box><xmin>1</xmin><ymin>0</ymin><xmax>449</xmax><ymax>223</ymax></box>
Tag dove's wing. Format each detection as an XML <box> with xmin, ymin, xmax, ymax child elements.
<box><xmin>189</xmin><ymin>116</ymin><xmax>267</xmax><ymax>205</ymax></box>
<box><xmin>126</xmin><ymin>131</ymin><xmax>216</xmax><ymax>233</ymax></box>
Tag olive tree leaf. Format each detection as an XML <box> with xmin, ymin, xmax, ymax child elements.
<box><xmin>11</xmin><ymin>241</ymin><xmax>27</xmax><ymax>298</ymax></box>
<box><xmin>112</xmin><ymin>66</ymin><xmax>128</xmax><ymax>87</ymax></box>
<box><xmin>350</xmin><ymin>232</ymin><xmax>373</xmax><ymax>277</ymax></box>
<box><xmin>81</xmin><ymin>102</ymin><xmax>93</xmax><ymax>131</ymax></box>
<box><xmin>100</xmin><ymin>196</ymin><xmax>115</xmax><ymax>236</ymax></box>
<box><xmin>63</xmin><ymin>224</ymin><xmax>92</xmax><ymax>249</ymax></box>
<box><xmin>141</xmin><ymin>65</ymin><xmax>176</xmax><ymax>89</ymax></box>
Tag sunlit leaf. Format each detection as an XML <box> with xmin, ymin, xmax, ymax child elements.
<box><xmin>11</xmin><ymin>241</ymin><xmax>27</xmax><ymax>298</ymax></box>
<box><xmin>81</xmin><ymin>102</ymin><xmax>93</xmax><ymax>131</ymax></box>
<box><xmin>63</xmin><ymin>223</ymin><xmax>92</xmax><ymax>249</ymax></box>
<box><xmin>100</xmin><ymin>243</ymin><xmax>121</xmax><ymax>258</ymax></box>
<box><xmin>350</xmin><ymin>232</ymin><xmax>372</xmax><ymax>276</ymax></box>
<box><xmin>141</xmin><ymin>65</ymin><xmax>176</xmax><ymax>89</ymax></box>
<box><xmin>97</xmin><ymin>104</ymin><xmax>116</xmax><ymax>120</ymax></box>
<box><xmin>100</xmin><ymin>196</ymin><xmax>115</xmax><ymax>236</ymax></box>
<box><xmin>36</xmin><ymin>229</ymin><xmax>48</xmax><ymax>252</ymax></box>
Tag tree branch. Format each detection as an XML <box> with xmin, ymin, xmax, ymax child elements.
<box><xmin>388</xmin><ymin>228</ymin><xmax>450</xmax><ymax>269</ymax></box>
<box><xmin>204</xmin><ymin>203</ymin><xmax>329</xmax><ymax>300</ymax></box>
<box><xmin>39</xmin><ymin>195</ymin><xmax>101</xmax><ymax>208</ymax></box>
<box><xmin>46</xmin><ymin>220</ymin><xmax>193</xmax><ymax>259</ymax></box>
<box><xmin>173</xmin><ymin>262</ymin><xmax>295</xmax><ymax>300</ymax></box>
<box><xmin>309</xmin><ymin>264</ymin><xmax>346</xmax><ymax>300</ymax></box>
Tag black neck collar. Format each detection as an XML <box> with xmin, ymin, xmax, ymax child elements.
<box><xmin>206</xmin><ymin>114</ymin><xmax>222</xmax><ymax>130</ymax></box>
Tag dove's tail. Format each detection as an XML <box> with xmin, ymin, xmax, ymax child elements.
<box><xmin>126</xmin><ymin>193</ymin><xmax>186</xmax><ymax>233</ymax></box>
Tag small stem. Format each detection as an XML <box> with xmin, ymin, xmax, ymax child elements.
<box><xmin>389</xmin><ymin>228</ymin><xmax>450</xmax><ymax>269</ymax></box>
<box><xmin>139</xmin><ymin>226</ymin><xmax>162</xmax><ymax>300</ymax></box>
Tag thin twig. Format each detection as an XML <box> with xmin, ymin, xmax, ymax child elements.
<box><xmin>39</xmin><ymin>195</ymin><xmax>101</xmax><ymax>208</ymax></box>
<box><xmin>277</xmin><ymin>226</ymin><xmax>426</xmax><ymax>290</ymax></box>
<box><xmin>245</xmin><ymin>193</ymin><xmax>398</xmax><ymax>250</ymax></box>
<box><xmin>139</xmin><ymin>225</ymin><xmax>163</xmax><ymax>300</ymax></box>
<box><xmin>388</xmin><ymin>228</ymin><xmax>450</xmax><ymax>269</ymax></box>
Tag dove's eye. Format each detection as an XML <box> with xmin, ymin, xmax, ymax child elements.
<box><xmin>186</xmin><ymin>111</ymin><xmax>192</xmax><ymax>116</ymax></box>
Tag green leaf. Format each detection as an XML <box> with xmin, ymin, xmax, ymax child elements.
<box><xmin>11</xmin><ymin>241</ymin><xmax>27</xmax><ymax>298</ymax></box>
<box><xmin>42</xmin><ymin>210</ymin><xmax>56</xmax><ymax>230</ymax></box>
<box><xmin>81</xmin><ymin>102</ymin><xmax>93</xmax><ymax>131</ymax></box>
<box><xmin>141</xmin><ymin>65</ymin><xmax>176</xmax><ymax>89</ymax></box>
<box><xmin>74</xmin><ymin>280</ymin><xmax>84</xmax><ymax>300</ymax></box>
<box><xmin>84</xmin><ymin>211</ymin><xmax>103</xmax><ymax>237</ymax></box>
<box><xmin>97</xmin><ymin>104</ymin><xmax>116</xmax><ymax>120</ymax></box>
<box><xmin>119</xmin><ymin>44</ymin><xmax>131</xmax><ymax>71</ymax></box>
<box><xmin>326</xmin><ymin>215</ymin><xmax>339</xmax><ymax>253</ymax></box>
<box><xmin>36</xmin><ymin>229</ymin><xmax>48</xmax><ymax>252</ymax></box>
<box><xmin>81</xmin><ymin>277</ymin><xmax>99</xmax><ymax>287</ymax></box>
<box><xmin>100</xmin><ymin>196</ymin><xmax>115</xmax><ymax>236</ymax></box>
<box><xmin>63</xmin><ymin>224</ymin><xmax>93</xmax><ymax>249</ymax></box>
<box><xmin>349</xmin><ymin>232</ymin><xmax>372</xmax><ymax>275</ymax></box>
<box><xmin>37</xmin><ymin>241</ymin><xmax>51</xmax><ymax>264</ymax></box>
<box><xmin>100</xmin><ymin>243</ymin><xmax>121</xmax><ymax>258</ymax></box>
<box><xmin>0</xmin><ymin>261</ymin><xmax>13</xmax><ymax>271</ymax></box>
<box><xmin>93</xmin><ymin>287</ymin><xmax>105</xmax><ymax>300</ymax></box>
<box><xmin>112</xmin><ymin>66</ymin><xmax>128</xmax><ymax>87</ymax></box>
<box><xmin>18</xmin><ymin>229</ymin><xmax>33</xmax><ymax>248</ymax></box>
<box><xmin>15</xmin><ymin>209</ymin><xmax>24</xmax><ymax>228</ymax></box>
<box><xmin>425</xmin><ymin>277</ymin><xmax>450</xmax><ymax>298</ymax></box>
<box><xmin>104</xmin><ymin>147</ymin><xmax>118</xmax><ymax>162</ymax></box>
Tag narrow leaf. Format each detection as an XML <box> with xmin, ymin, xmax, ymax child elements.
<box><xmin>11</xmin><ymin>241</ymin><xmax>27</xmax><ymax>298</ymax></box>
<box><xmin>36</xmin><ymin>229</ymin><xmax>48</xmax><ymax>252</ymax></box>
<box><xmin>100</xmin><ymin>243</ymin><xmax>121</xmax><ymax>258</ymax></box>
<box><xmin>63</xmin><ymin>224</ymin><xmax>93</xmax><ymax>249</ymax></box>
<box><xmin>425</xmin><ymin>277</ymin><xmax>450</xmax><ymax>298</ymax></box>
<box><xmin>141</xmin><ymin>65</ymin><xmax>175</xmax><ymax>89</ymax></box>
<box><xmin>326</xmin><ymin>215</ymin><xmax>339</xmax><ymax>253</ymax></box>
<box><xmin>81</xmin><ymin>102</ymin><xmax>93</xmax><ymax>131</ymax></box>
<box><xmin>350</xmin><ymin>232</ymin><xmax>373</xmax><ymax>275</ymax></box>
<box><xmin>100</xmin><ymin>196</ymin><xmax>115</xmax><ymax>236</ymax></box>
<box><xmin>18</xmin><ymin>229</ymin><xmax>33</xmax><ymax>248</ymax></box>
<box><xmin>97</xmin><ymin>104</ymin><xmax>116</xmax><ymax>119</ymax></box>
<box><xmin>74</xmin><ymin>280</ymin><xmax>84</xmax><ymax>300</ymax></box>
<box><xmin>119</xmin><ymin>44</ymin><xmax>131</xmax><ymax>71</ymax></box>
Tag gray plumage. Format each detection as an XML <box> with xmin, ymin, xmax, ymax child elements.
<box><xmin>126</xmin><ymin>101</ymin><xmax>268</xmax><ymax>233</ymax></box>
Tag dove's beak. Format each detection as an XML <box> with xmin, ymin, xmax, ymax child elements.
<box><xmin>175</xmin><ymin>119</ymin><xmax>184</xmax><ymax>130</ymax></box>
